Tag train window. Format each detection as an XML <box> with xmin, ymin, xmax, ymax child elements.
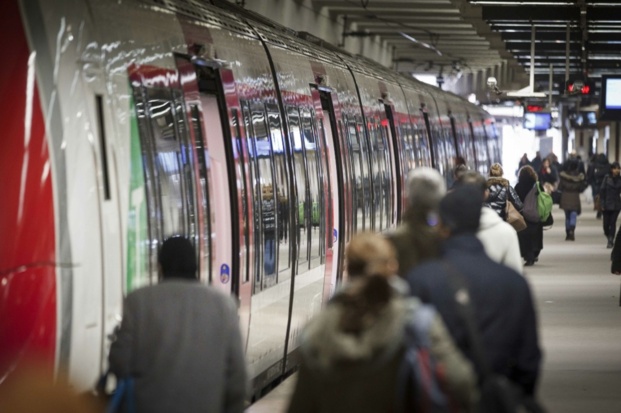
<box><xmin>132</xmin><ymin>87</ymin><xmax>199</xmax><ymax>283</ymax></box>
<box><xmin>413</xmin><ymin>115</ymin><xmax>432</xmax><ymax>167</ymax></box>
<box><xmin>345</xmin><ymin>119</ymin><xmax>371</xmax><ymax>232</ymax></box>
<box><xmin>376</xmin><ymin>117</ymin><xmax>394</xmax><ymax>229</ymax></box>
<box><xmin>300</xmin><ymin>107</ymin><xmax>324</xmax><ymax>268</ymax></box>
<box><xmin>265</xmin><ymin>103</ymin><xmax>292</xmax><ymax>281</ymax></box>
<box><xmin>287</xmin><ymin>106</ymin><xmax>310</xmax><ymax>271</ymax></box>
<box><xmin>367</xmin><ymin>120</ymin><xmax>382</xmax><ymax>231</ymax></box>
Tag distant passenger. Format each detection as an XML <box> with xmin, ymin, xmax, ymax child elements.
<box><xmin>537</xmin><ymin>158</ymin><xmax>558</xmax><ymax>193</ymax></box>
<box><xmin>287</xmin><ymin>232</ymin><xmax>477</xmax><ymax>413</ymax></box>
<box><xmin>451</xmin><ymin>163</ymin><xmax>469</xmax><ymax>190</ymax></box>
<box><xmin>457</xmin><ymin>171</ymin><xmax>523</xmax><ymax>274</ymax></box>
<box><xmin>598</xmin><ymin>162</ymin><xmax>621</xmax><ymax>248</ymax></box>
<box><xmin>530</xmin><ymin>151</ymin><xmax>542</xmax><ymax>174</ymax></box>
<box><xmin>108</xmin><ymin>236</ymin><xmax>247</xmax><ymax>413</ymax></box>
<box><xmin>406</xmin><ymin>185</ymin><xmax>542</xmax><ymax>398</ymax></box>
<box><xmin>386</xmin><ymin>167</ymin><xmax>446</xmax><ymax>278</ymax></box>
<box><xmin>558</xmin><ymin>158</ymin><xmax>588</xmax><ymax>241</ymax></box>
<box><xmin>515</xmin><ymin>166</ymin><xmax>544</xmax><ymax>266</ymax></box>
<box><xmin>484</xmin><ymin>163</ymin><xmax>523</xmax><ymax>220</ymax></box>
<box><xmin>587</xmin><ymin>153</ymin><xmax>609</xmax><ymax>219</ymax></box>
<box><xmin>516</xmin><ymin>153</ymin><xmax>530</xmax><ymax>176</ymax></box>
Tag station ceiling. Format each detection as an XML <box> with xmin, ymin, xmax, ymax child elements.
<box><xmin>311</xmin><ymin>0</ymin><xmax>621</xmax><ymax>99</ymax></box>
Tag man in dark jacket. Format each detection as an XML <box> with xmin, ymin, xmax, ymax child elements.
<box><xmin>406</xmin><ymin>185</ymin><xmax>542</xmax><ymax>397</ymax></box>
<box><xmin>587</xmin><ymin>153</ymin><xmax>610</xmax><ymax>219</ymax></box>
<box><xmin>109</xmin><ymin>236</ymin><xmax>247</xmax><ymax>413</ymax></box>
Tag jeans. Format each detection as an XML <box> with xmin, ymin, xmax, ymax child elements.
<box><xmin>564</xmin><ymin>210</ymin><xmax>577</xmax><ymax>230</ymax></box>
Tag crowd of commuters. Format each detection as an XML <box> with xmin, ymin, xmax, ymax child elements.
<box><xmin>24</xmin><ymin>150</ymin><xmax>621</xmax><ymax>413</ymax></box>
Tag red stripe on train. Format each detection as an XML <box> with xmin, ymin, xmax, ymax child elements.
<box><xmin>0</xmin><ymin>2</ymin><xmax>57</xmax><ymax>379</ymax></box>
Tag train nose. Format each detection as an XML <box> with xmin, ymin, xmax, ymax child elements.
<box><xmin>0</xmin><ymin>265</ymin><xmax>57</xmax><ymax>381</ymax></box>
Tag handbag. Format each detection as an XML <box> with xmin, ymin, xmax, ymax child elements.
<box><xmin>505</xmin><ymin>201</ymin><xmax>527</xmax><ymax>232</ymax></box>
<box><xmin>443</xmin><ymin>264</ymin><xmax>547</xmax><ymax>413</ymax></box>
<box><xmin>594</xmin><ymin>194</ymin><xmax>601</xmax><ymax>211</ymax></box>
<box><xmin>522</xmin><ymin>185</ymin><xmax>540</xmax><ymax>223</ymax></box>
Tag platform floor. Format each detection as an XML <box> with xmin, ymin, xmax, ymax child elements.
<box><xmin>246</xmin><ymin>205</ymin><xmax>621</xmax><ymax>413</ymax></box>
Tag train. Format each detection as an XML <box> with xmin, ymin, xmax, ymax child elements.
<box><xmin>1</xmin><ymin>0</ymin><xmax>500</xmax><ymax>396</ymax></box>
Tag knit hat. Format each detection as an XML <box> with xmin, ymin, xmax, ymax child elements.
<box><xmin>405</xmin><ymin>167</ymin><xmax>446</xmax><ymax>211</ymax></box>
<box><xmin>440</xmin><ymin>185</ymin><xmax>481</xmax><ymax>235</ymax></box>
<box><xmin>489</xmin><ymin>163</ymin><xmax>503</xmax><ymax>177</ymax></box>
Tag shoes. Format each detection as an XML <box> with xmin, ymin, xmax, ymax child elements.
<box><xmin>566</xmin><ymin>229</ymin><xmax>575</xmax><ymax>241</ymax></box>
<box><xmin>608</xmin><ymin>236</ymin><xmax>614</xmax><ymax>249</ymax></box>
<box><xmin>525</xmin><ymin>260</ymin><xmax>535</xmax><ymax>266</ymax></box>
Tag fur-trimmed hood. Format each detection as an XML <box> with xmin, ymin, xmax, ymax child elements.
<box><xmin>486</xmin><ymin>177</ymin><xmax>510</xmax><ymax>188</ymax></box>
<box><xmin>560</xmin><ymin>171</ymin><xmax>585</xmax><ymax>182</ymax></box>
<box><xmin>299</xmin><ymin>279</ymin><xmax>414</xmax><ymax>372</ymax></box>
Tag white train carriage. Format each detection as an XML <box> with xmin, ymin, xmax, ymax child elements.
<box><xmin>1</xmin><ymin>0</ymin><xmax>499</xmax><ymax>396</ymax></box>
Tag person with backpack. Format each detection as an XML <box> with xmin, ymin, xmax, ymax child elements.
<box><xmin>515</xmin><ymin>166</ymin><xmax>544</xmax><ymax>266</ymax></box>
<box><xmin>485</xmin><ymin>163</ymin><xmax>523</xmax><ymax>219</ymax></box>
<box><xmin>598</xmin><ymin>162</ymin><xmax>621</xmax><ymax>248</ymax></box>
<box><xmin>287</xmin><ymin>232</ymin><xmax>477</xmax><ymax>413</ymax></box>
<box><xmin>406</xmin><ymin>185</ymin><xmax>543</xmax><ymax>401</ymax></box>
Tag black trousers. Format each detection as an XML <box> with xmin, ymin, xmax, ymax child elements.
<box><xmin>602</xmin><ymin>210</ymin><xmax>621</xmax><ymax>238</ymax></box>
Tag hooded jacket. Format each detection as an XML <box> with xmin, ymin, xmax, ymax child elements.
<box><xmin>287</xmin><ymin>278</ymin><xmax>477</xmax><ymax>413</ymax></box>
<box><xmin>476</xmin><ymin>207</ymin><xmax>523</xmax><ymax>274</ymax></box>
<box><xmin>484</xmin><ymin>177</ymin><xmax>524</xmax><ymax>219</ymax></box>
<box><xmin>599</xmin><ymin>174</ymin><xmax>621</xmax><ymax>211</ymax></box>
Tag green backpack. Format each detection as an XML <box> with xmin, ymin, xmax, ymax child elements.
<box><xmin>536</xmin><ymin>182</ymin><xmax>553</xmax><ymax>221</ymax></box>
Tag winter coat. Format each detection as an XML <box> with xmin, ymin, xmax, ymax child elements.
<box><xmin>476</xmin><ymin>207</ymin><xmax>523</xmax><ymax>274</ymax></box>
<box><xmin>599</xmin><ymin>175</ymin><xmax>621</xmax><ymax>211</ymax></box>
<box><xmin>386</xmin><ymin>212</ymin><xmax>442</xmax><ymax>278</ymax></box>
<box><xmin>587</xmin><ymin>155</ymin><xmax>609</xmax><ymax>189</ymax></box>
<box><xmin>537</xmin><ymin>166</ymin><xmax>558</xmax><ymax>187</ymax></box>
<box><xmin>109</xmin><ymin>280</ymin><xmax>247</xmax><ymax>413</ymax></box>
<box><xmin>406</xmin><ymin>235</ymin><xmax>542</xmax><ymax>396</ymax></box>
<box><xmin>484</xmin><ymin>177</ymin><xmax>524</xmax><ymax>219</ymax></box>
<box><xmin>287</xmin><ymin>278</ymin><xmax>477</xmax><ymax>413</ymax></box>
<box><xmin>514</xmin><ymin>176</ymin><xmax>544</xmax><ymax>261</ymax></box>
<box><xmin>558</xmin><ymin>171</ymin><xmax>586</xmax><ymax>213</ymax></box>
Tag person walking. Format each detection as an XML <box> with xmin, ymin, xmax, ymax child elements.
<box><xmin>485</xmin><ymin>163</ymin><xmax>523</xmax><ymax>219</ymax></box>
<box><xmin>537</xmin><ymin>158</ymin><xmax>558</xmax><ymax>194</ymax></box>
<box><xmin>406</xmin><ymin>185</ymin><xmax>543</xmax><ymax>399</ymax></box>
<box><xmin>599</xmin><ymin>162</ymin><xmax>621</xmax><ymax>248</ymax></box>
<box><xmin>458</xmin><ymin>171</ymin><xmax>523</xmax><ymax>274</ymax></box>
<box><xmin>587</xmin><ymin>153</ymin><xmax>609</xmax><ymax>219</ymax></box>
<box><xmin>386</xmin><ymin>167</ymin><xmax>447</xmax><ymax>277</ymax></box>
<box><xmin>108</xmin><ymin>236</ymin><xmax>247</xmax><ymax>413</ymax></box>
<box><xmin>287</xmin><ymin>233</ymin><xmax>477</xmax><ymax>413</ymax></box>
<box><xmin>515</xmin><ymin>166</ymin><xmax>544</xmax><ymax>266</ymax></box>
<box><xmin>558</xmin><ymin>159</ymin><xmax>588</xmax><ymax>241</ymax></box>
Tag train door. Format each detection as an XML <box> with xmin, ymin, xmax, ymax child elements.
<box><xmin>383</xmin><ymin>104</ymin><xmax>403</xmax><ymax>223</ymax></box>
<box><xmin>318</xmin><ymin>89</ymin><xmax>346</xmax><ymax>288</ymax></box>
<box><xmin>128</xmin><ymin>65</ymin><xmax>203</xmax><ymax>287</ymax></box>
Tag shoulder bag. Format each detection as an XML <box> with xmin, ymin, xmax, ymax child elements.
<box><xmin>505</xmin><ymin>201</ymin><xmax>527</xmax><ymax>232</ymax></box>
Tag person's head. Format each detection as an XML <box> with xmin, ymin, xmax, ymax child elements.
<box><xmin>456</xmin><ymin>170</ymin><xmax>487</xmax><ymax>202</ymax></box>
<box><xmin>518</xmin><ymin>165</ymin><xmax>538</xmax><ymax>182</ymax></box>
<box><xmin>405</xmin><ymin>167</ymin><xmax>446</xmax><ymax>214</ymax></box>
<box><xmin>542</xmin><ymin>158</ymin><xmax>550</xmax><ymax>168</ymax></box>
<box><xmin>489</xmin><ymin>163</ymin><xmax>503</xmax><ymax>177</ymax></box>
<box><xmin>345</xmin><ymin>232</ymin><xmax>398</xmax><ymax>279</ymax></box>
<box><xmin>453</xmin><ymin>163</ymin><xmax>468</xmax><ymax>181</ymax></box>
<box><xmin>564</xmin><ymin>158</ymin><xmax>579</xmax><ymax>172</ymax></box>
<box><xmin>611</xmin><ymin>162</ymin><xmax>621</xmax><ymax>176</ymax></box>
<box><xmin>158</xmin><ymin>236</ymin><xmax>198</xmax><ymax>280</ymax></box>
<box><xmin>439</xmin><ymin>185</ymin><xmax>482</xmax><ymax>237</ymax></box>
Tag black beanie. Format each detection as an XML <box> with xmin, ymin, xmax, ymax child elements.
<box><xmin>158</xmin><ymin>236</ymin><xmax>198</xmax><ymax>279</ymax></box>
<box><xmin>440</xmin><ymin>185</ymin><xmax>481</xmax><ymax>235</ymax></box>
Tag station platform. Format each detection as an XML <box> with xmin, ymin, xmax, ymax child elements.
<box><xmin>245</xmin><ymin>204</ymin><xmax>621</xmax><ymax>413</ymax></box>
